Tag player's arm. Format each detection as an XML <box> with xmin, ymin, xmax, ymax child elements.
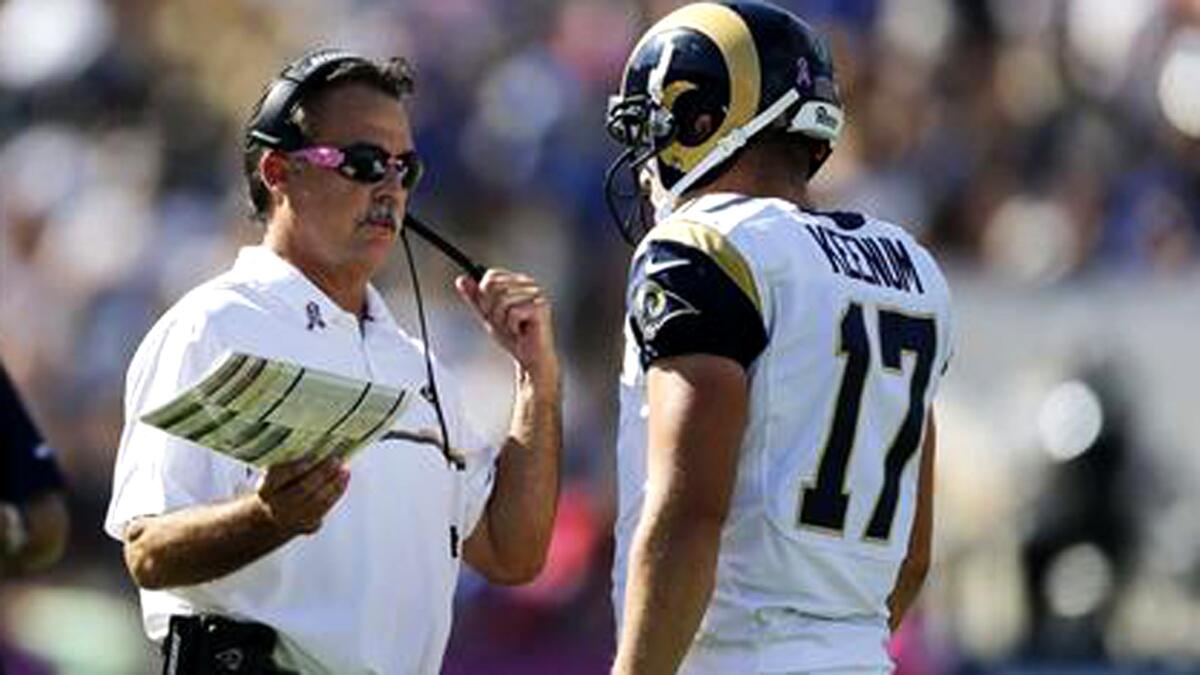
<box><xmin>612</xmin><ymin>354</ymin><xmax>748</xmax><ymax>675</ymax></box>
<box><xmin>612</xmin><ymin>230</ymin><xmax>767</xmax><ymax>674</ymax></box>
<box><xmin>456</xmin><ymin>270</ymin><xmax>562</xmax><ymax>585</ymax></box>
<box><xmin>888</xmin><ymin>410</ymin><xmax>936</xmax><ymax>631</ymax></box>
<box><xmin>122</xmin><ymin>456</ymin><xmax>349</xmax><ymax>589</ymax></box>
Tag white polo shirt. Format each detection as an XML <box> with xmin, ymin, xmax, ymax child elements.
<box><xmin>105</xmin><ymin>245</ymin><xmax>497</xmax><ymax>675</ymax></box>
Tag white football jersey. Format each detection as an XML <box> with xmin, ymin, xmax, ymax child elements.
<box><xmin>613</xmin><ymin>193</ymin><xmax>953</xmax><ymax>670</ymax></box>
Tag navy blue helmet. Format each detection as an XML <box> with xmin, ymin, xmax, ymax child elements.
<box><xmin>605</xmin><ymin>1</ymin><xmax>844</xmax><ymax>243</ymax></box>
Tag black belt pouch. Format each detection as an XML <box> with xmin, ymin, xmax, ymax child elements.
<box><xmin>162</xmin><ymin>614</ymin><xmax>286</xmax><ymax>674</ymax></box>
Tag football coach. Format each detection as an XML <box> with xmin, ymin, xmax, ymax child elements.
<box><xmin>104</xmin><ymin>49</ymin><xmax>562</xmax><ymax>674</ymax></box>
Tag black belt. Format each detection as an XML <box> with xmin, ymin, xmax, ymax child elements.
<box><xmin>162</xmin><ymin>615</ymin><xmax>293</xmax><ymax>674</ymax></box>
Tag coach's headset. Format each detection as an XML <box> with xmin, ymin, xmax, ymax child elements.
<box><xmin>246</xmin><ymin>48</ymin><xmax>487</xmax><ymax>470</ymax></box>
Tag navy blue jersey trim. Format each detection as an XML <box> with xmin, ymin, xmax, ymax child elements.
<box><xmin>805</xmin><ymin>208</ymin><xmax>866</xmax><ymax>231</ymax></box>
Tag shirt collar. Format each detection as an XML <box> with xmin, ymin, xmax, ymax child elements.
<box><xmin>362</xmin><ymin>284</ymin><xmax>399</xmax><ymax>332</ymax></box>
<box><xmin>231</xmin><ymin>246</ymin><xmax>399</xmax><ymax>332</ymax></box>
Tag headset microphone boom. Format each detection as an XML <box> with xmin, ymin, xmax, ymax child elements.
<box><xmin>402</xmin><ymin>214</ymin><xmax>487</xmax><ymax>282</ymax></box>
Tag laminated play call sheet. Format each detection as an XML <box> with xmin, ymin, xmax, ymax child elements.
<box><xmin>140</xmin><ymin>352</ymin><xmax>409</xmax><ymax>467</ymax></box>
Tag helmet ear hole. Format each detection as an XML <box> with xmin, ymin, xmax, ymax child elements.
<box><xmin>691</xmin><ymin>114</ymin><xmax>716</xmax><ymax>145</ymax></box>
<box><xmin>672</xmin><ymin>89</ymin><xmax>723</xmax><ymax>146</ymax></box>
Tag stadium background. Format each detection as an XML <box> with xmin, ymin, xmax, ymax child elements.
<box><xmin>1</xmin><ymin>0</ymin><xmax>1197</xmax><ymax>672</ymax></box>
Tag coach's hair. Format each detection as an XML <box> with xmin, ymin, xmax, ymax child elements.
<box><xmin>243</xmin><ymin>56</ymin><xmax>415</xmax><ymax>224</ymax></box>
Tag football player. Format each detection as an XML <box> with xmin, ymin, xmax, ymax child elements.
<box><xmin>605</xmin><ymin>3</ymin><xmax>954</xmax><ymax>673</ymax></box>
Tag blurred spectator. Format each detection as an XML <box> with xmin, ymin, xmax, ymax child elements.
<box><xmin>1</xmin><ymin>364</ymin><xmax>68</xmax><ymax>577</ymax></box>
<box><xmin>1020</xmin><ymin>361</ymin><xmax>1144</xmax><ymax>661</ymax></box>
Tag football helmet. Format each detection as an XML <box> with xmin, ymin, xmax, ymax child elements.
<box><xmin>605</xmin><ymin>1</ymin><xmax>844</xmax><ymax>244</ymax></box>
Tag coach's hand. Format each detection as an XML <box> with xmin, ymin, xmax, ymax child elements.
<box><xmin>456</xmin><ymin>269</ymin><xmax>560</xmax><ymax>389</ymax></box>
<box><xmin>255</xmin><ymin>456</ymin><xmax>350</xmax><ymax>536</ymax></box>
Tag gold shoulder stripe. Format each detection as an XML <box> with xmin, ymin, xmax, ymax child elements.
<box><xmin>648</xmin><ymin>219</ymin><xmax>761</xmax><ymax>312</ymax></box>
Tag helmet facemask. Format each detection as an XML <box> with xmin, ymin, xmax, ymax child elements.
<box><xmin>604</xmin><ymin>93</ymin><xmax>677</xmax><ymax>246</ymax></box>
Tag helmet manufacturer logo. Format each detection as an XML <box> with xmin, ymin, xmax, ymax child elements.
<box><xmin>815</xmin><ymin>106</ymin><xmax>837</xmax><ymax>129</ymax></box>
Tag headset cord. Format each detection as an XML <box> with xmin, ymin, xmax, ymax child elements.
<box><xmin>400</xmin><ymin>226</ymin><xmax>466</xmax><ymax>471</ymax></box>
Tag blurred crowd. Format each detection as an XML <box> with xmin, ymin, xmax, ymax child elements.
<box><xmin>1</xmin><ymin>0</ymin><xmax>1197</xmax><ymax>673</ymax></box>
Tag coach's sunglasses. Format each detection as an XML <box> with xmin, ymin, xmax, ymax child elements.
<box><xmin>290</xmin><ymin>143</ymin><xmax>424</xmax><ymax>190</ymax></box>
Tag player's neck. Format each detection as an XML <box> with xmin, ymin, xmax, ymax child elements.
<box><xmin>690</xmin><ymin>157</ymin><xmax>811</xmax><ymax>209</ymax></box>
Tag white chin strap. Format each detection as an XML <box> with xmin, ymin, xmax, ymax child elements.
<box><xmin>653</xmin><ymin>89</ymin><xmax>844</xmax><ymax>222</ymax></box>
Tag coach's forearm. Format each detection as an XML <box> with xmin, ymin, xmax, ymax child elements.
<box><xmin>613</xmin><ymin>500</ymin><xmax>722</xmax><ymax>675</ymax></box>
<box><xmin>475</xmin><ymin>367</ymin><xmax>561</xmax><ymax>583</ymax></box>
<box><xmin>123</xmin><ymin>494</ymin><xmax>293</xmax><ymax>590</ymax></box>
